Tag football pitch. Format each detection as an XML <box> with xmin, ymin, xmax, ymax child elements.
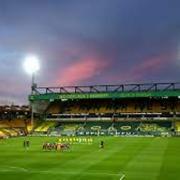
<box><xmin>0</xmin><ymin>136</ymin><xmax>180</xmax><ymax>180</ymax></box>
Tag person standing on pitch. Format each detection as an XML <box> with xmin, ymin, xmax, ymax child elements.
<box><xmin>26</xmin><ymin>140</ymin><xmax>30</xmax><ymax>148</ymax></box>
<box><xmin>23</xmin><ymin>140</ymin><xmax>30</xmax><ymax>149</ymax></box>
<box><xmin>23</xmin><ymin>140</ymin><xmax>26</xmax><ymax>148</ymax></box>
<box><xmin>100</xmin><ymin>140</ymin><xmax>104</xmax><ymax>149</ymax></box>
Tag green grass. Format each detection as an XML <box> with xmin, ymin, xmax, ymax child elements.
<box><xmin>0</xmin><ymin>136</ymin><xmax>180</xmax><ymax>180</ymax></box>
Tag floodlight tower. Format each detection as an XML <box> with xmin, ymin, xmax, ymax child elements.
<box><xmin>23</xmin><ymin>55</ymin><xmax>40</xmax><ymax>131</ymax></box>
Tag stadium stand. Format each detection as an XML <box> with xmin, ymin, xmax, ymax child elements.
<box><xmin>0</xmin><ymin>105</ymin><xmax>31</xmax><ymax>138</ymax></box>
<box><xmin>27</xmin><ymin>82</ymin><xmax>180</xmax><ymax>137</ymax></box>
<box><xmin>175</xmin><ymin>121</ymin><xmax>180</xmax><ymax>135</ymax></box>
<box><xmin>34</xmin><ymin>121</ymin><xmax>56</xmax><ymax>133</ymax></box>
<box><xmin>45</xmin><ymin>98</ymin><xmax>180</xmax><ymax>115</ymax></box>
<box><xmin>0</xmin><ymin>82</ymin><xmax>179</xmax><ymax>137</ymax></box>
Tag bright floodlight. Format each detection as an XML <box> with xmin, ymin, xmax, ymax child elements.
<box><xmin>23</xmin><ymin>55</ymin><xmax>40</xmax><ymax>75</ymax></box>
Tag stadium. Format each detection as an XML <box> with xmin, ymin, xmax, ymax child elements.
<box><xmin>1</xmin><ymin>1</ymin><xmax>180</xmax><ymax>180</ymax></box>
<box><xmin>0</xmin><ymin>82</ymin><xmax>180</xmax><ymax>180</ymax></box>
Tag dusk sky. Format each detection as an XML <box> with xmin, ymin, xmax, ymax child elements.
<box><xmin>0</xmin><ymin>0</ymin><xmax>180</xmax><ymax>104</ymax></box>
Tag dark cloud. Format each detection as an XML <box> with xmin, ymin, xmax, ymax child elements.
<box><xmin>0</xmin><ymin>0</ymin><xmax>179</xmax><ymax>104</ymax></box>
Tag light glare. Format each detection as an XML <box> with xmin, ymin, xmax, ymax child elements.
<box><xmin>23</xmin><ymin>55</ymin><xmax>40</xmax><ymax>74</ymax></box>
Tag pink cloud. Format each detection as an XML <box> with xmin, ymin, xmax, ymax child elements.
<box><xmin>128</xmin><ymin>54</ymin><xmax>166</xmax><ymax>80</ymax></box>
<box><xmin>56</xmin><ymin>56</ymin><xmax>108</xmax><ymax>85</ymax></box>
<box><xmin>108</xmin><ymin>53</ymin><xmax>171</xmax><ymax>82</ymax></box>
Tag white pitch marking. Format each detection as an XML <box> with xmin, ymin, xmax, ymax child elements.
<box><xmin>0</xmin><ymin>167</ymin><xmax>126</xmax><ymax>179</ymax></box>
<box><xmin>0</xmin><ymin>166</ymin><xmax>28</xmax><ymax>172</ymax></box>
<box><xmin>9</xmin><ymin>166</ymin><xmax>28</xmax><ymax>172</ymax></box>
<box><xmin>119</xmin><ymin>174</ymin><xmax>125</xmax><ymax>180</ymax></box>
<box><xmin>0</xmin><ymin>167</ymin><xmax>122</xmax><ymax>178</ymax></box>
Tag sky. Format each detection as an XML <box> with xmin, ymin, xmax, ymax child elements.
<box><xmin>0</xmin><ymin>0</ymin><xmax>180</xmax><ymax>104</ymax></box>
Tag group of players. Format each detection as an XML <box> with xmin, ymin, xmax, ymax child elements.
<box><xmin>42</xmin><ymin>142</ymin><xmax>70</xmax><ymax>151</ymax></box>
<box><xmin>40</xmin><ymin>137</ymin><xmax>94</xmax><ymax>152</ymax></box>
<box><xmin>23</xmin><ymin>137</ymin><xmax>104</xmax><ymax>151</ymax></box>
<box><xmin>58</xmin><ymin>137</ymin><xmax>93</xmax><ymax>144</ymax></box>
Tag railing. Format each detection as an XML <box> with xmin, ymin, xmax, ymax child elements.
<box><xmin>33</xmin><ymin>82</ymin><xmax>180</xmax><ymax>95</ymax></box>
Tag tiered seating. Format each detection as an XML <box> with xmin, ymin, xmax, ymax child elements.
<box><xmin>0</xmin><ymin>119</ymin><xmax>27</xmax><ymax>137</ymax></box>
<box><xmin>43</xmin><ymin>98</ymin><xmax>179</xmax><ymax>137</ymax></box>
<box><xmin>34</xmin><ymin>121</ymin><xmax>57</xmax><ymax>132</ymax></box>
<box><xmin>61</xmin><ymin>124</ymin><xmax>78</xmax><ymax>135</ymax></box>
<box><xmin>0</xmin><ymin>130</ymin><xmax>6</xmax><ymax>138</ymax></box>
<box><xmin>113</xmin><ymin>122</ymin><xmax>139</xmax><ymax>132</ymax></box>
<box><xmin>175</xmin><ymin>122</ymin><xmax>180</xmax><ymax>132</ymax></box>
<box><xmin>46</xmin><ymin>102</ymin><xmax>60</xmax><ymax>114</ymax></box>
<box><xmin>0</xmin><ymin>119</ymin><xmax>26</xmax><ymax>128</ymax></box>
<box><xmin>0</xmin><ymin>128</ymin><xmax>25</xmax><ymax>137</ymax></box>
<box><xmin>137</xmin><ymin>122</ymin><xmax>171</xmax><ymax>132</ymax></box>
<box><xmin>85</xmin><ymin>122</ymin><xmax>112</xmax><ymax>131</ymax></box>
<box><xmin>63</xmin><ymin>124</ymin><xmax>78</xmax><ymax>131</ymax></box>
<box><xmin>27</xmin><ymin>123</ymin><xmax>33</xmax><ymax>132</ymax></box>
<box><xmin>44</xmin><ymin>121</ymin><xmax>173</xmax><ymax>136</ymax></box>
<box><xmin>47</xmin><ymin>122</ymin><xmax>84</xmax><ymax>136</ymax></box>
<box><xmin>138</xmin><ymin>123</ymin><xmax>158</xmax><ymax>132</ymax></box>
<box><xmin>1</xmin><ymin>128</ymin><xmax>18</xmax><ymax>136</ymax></box>
<box><xmin>46</xmin><ymin>98</ymin><xmax>180</xmax><ymax>115</ymax></box>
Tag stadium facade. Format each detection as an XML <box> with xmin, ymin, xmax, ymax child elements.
<box><xmin>29</xmin><ymin>82</ymin><xmax>180</xmax><ymax>137</ymax></box>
